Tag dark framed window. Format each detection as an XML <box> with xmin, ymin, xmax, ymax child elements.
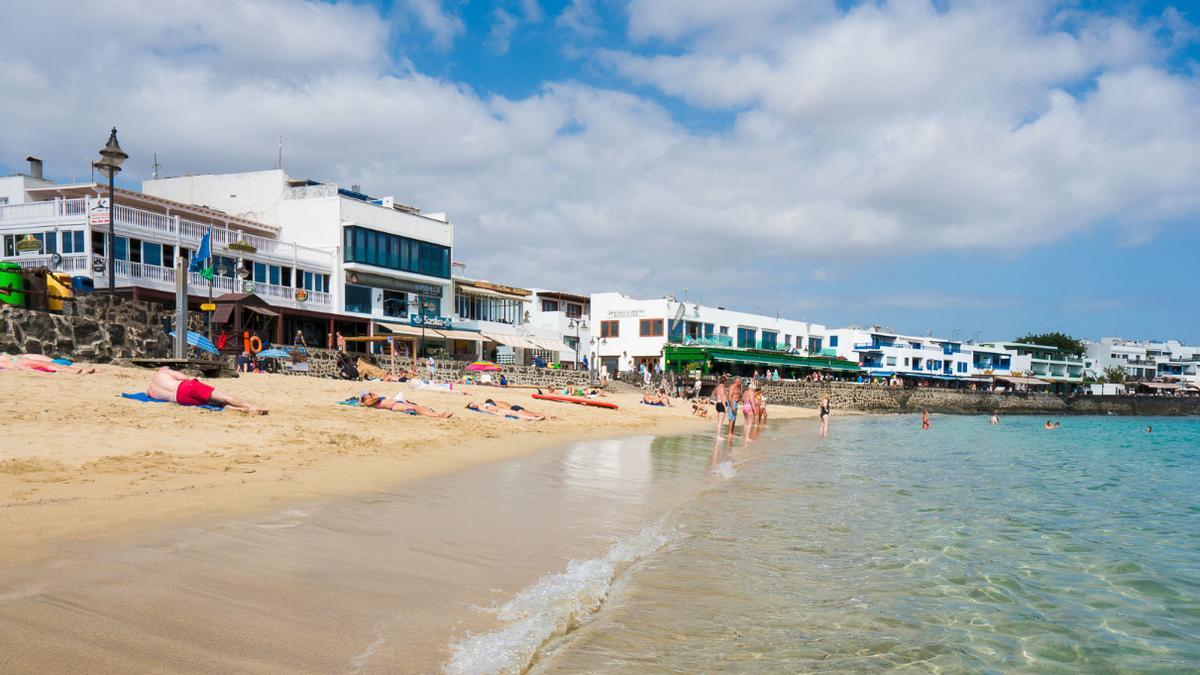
<box><xmin>639</xmin><ymin>319</ymin><xmax>664</xmax><ymax>337</ymax></box>
<box><xmin>343</xmin><ymin>226</ymin><xmax>451</xmax><ymax>279</ymax></box>
<box><xmin>344</xmin><ymin>284</ymin><xmax>372</xmax><ymax>314</ymax></box>
<box><xmin>600</xmin><ymin>320</ymin><xmax>620</xmax><ymax>338</ymax></box>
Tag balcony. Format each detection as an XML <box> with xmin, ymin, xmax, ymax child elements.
<box><xmin>93</xmin><ymin>259</ymin><xmax>332</xmax><ymax>310</ymax></box>
<box><xmin>0</xmin><ymin>198</ymin><xmax>334</xmax><ymax>271</ymax></box>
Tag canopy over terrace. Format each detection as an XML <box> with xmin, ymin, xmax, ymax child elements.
<box><xmin>211</xmin><ymin>292</ymin><xmax>281</xmax><ymax>347</ymax></box>
<box><xmin>993</xmin><ymin>375</ymin><xmax>1051</xmax><ymax>391</ymax></box>
<box><xmin>664</xmin><ymin>345</ymin><xmax>861</xmax><ymax>376</ymax></box>
<box><xmin>374</xmin><ymin>321</ymin><xmax>486</xmax><ymax>360</ymax></box>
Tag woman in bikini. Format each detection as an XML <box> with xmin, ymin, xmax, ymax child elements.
<box><xmin>819</xmin><ymin>395</ymin><xmax>831</xmax><ymax>436</ymax></box>
<box><xmin>357</xmin><ymin>392</ymin><xmax>452</xmax><ymax>418</ymax></box>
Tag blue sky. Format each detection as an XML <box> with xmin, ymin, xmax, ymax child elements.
<box><xmin>2</xmin><ymin>0</ymin><xmax>1198</xmax><ymax>342</ymax></box>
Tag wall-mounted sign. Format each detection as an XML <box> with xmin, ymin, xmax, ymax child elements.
<box><xmin>410</xmin><ymin>315</ymin><xmax>453</xmax><ymax>329</ymax></box>
<box><xmin>200</xmin><ymin>302</ymin><xmax>217</xmax><ymax>311</ymax></box>
<box><xmin>228</xmin><ymin>240</ymin><xmax>257</xmax><ymax>254</ymax></box>
<box><xmin>243</xmin><ymin>280</ymin><xmax>256</xmax><ymax>294</ymax></box>
<box><xmin>88</xmin><ymin>198</ymin><xmax>110</xmax><ymax>226</ymax></box>
<box><xmin>607</xmin><ymin>309</ymin><xmax>646</xmax><ymax>318</ymax></box>
<box><xmin>457</xmin><ymin>279</ymin><xmax>531</xmax><ymax>297</ymax></box>
<box><xmin>92</xmin><ymin>254</ymin><xmax>106</xmax><ymax>273</ymax></box>
<box><xmin>294</xmin><ymin>289</ymin><xmax>309</xmax><ymax>303</ymax></box>
<box><xmin>15</xmin><ymin>234</ymin><xmax>42</xmax><ymax>256</ymax></box>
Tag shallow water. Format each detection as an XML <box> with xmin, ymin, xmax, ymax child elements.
<box><xmin>535</xmin><ymin>415</ymin><xmax>1200</xmax><ymax>672</ymax></box>
<box><xmin>2</xmin><ymin>415</ymin><xmax>1198</xmax><ymax>673</ymax></box>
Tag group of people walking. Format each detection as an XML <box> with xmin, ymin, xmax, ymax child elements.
<box><xmin>710</xmin><ymin>375</ymin><xmax>768</xmax><ymax>434</ymax></box>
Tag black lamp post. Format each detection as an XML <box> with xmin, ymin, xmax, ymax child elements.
<box><xmin>569</xmin><ymin>318</ymin><xmax>588</xmax><ymax>370</ymax></box>
<box><xmin>93</xmin><ymin>127</ymin><xmax>128</xmax><ymax>294</ymax></box>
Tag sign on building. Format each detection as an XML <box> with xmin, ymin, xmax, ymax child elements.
<box><xmin>88</xmin><ymin>198</ymin><xmax>111</xmax><ymax>226</ymax></box>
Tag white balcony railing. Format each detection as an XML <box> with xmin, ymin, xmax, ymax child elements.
<box><xmin>0</xmin><ymin>198</ymin><xmax>334</xmax><ymax>271</ymax></box>
<box><xmin>92</xmin><ymin>259</ymin><xmax>332</xmax><ymax>310</ymax></box>
<box><xmin>6</xmin><ymin>254</ymin><xmax>92</xmax><ymax>273</ymax></box>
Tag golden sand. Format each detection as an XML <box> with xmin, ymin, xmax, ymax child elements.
<box><xmin>0</xmin><ymin>365</ymin><xmax>810</xmax><ymax>566</ymax></box>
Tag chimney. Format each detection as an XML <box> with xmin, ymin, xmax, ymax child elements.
<box><xmin>350</xmin><ymin>183</ymin><xmax>361</xmax><ymax>193</ymax></box>
<box><xmin>25</xmin><ymin>156</ymin><xmax>43</xmax><ymax>180</ymax></box>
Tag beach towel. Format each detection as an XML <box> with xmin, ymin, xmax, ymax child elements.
<box><xmin>121</xmin><ymin>392</ymin><xmax>223</xmax><ymax>412</ymax></box>
<box><xmin>339</xmin><ymin>396</ymin><xmax>417</xmax><ymax>414</ymax></box>
<box><xmin>466</xmin><ymin>406</ymin><xmax>520</xmax><ymax>421</ymax></box>
<box><xmin>640</xmin><ymin>400</ymin><xmax>666</xmax><ymax>407</ymax></box>
<box><xmin>52</xmin><ymin>358</ymin><xmax>73</xmax><ymax>366</ymax></box>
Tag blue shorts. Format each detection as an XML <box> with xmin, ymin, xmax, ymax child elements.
<box><xmin>727</xmin><ymin>407</ymin><xmax>737</xmax><ymax>421</ymax></box>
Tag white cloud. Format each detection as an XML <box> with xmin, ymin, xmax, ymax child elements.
<box><xmin>487</xmin><ymin>8</ymin><xmax>520</xmax><ymax>55</ymax></box>
<box><xmin>0</xmin><ymin>0</ymin><xmax>1197</xmax><ymax>313</ymax></box>
<box><xmin>556</xmin><ymin>0</ymin><xmax>602</xmax><ymax>38</ymax></box>
<box><xmin>391</xmin><ymin>0</ymin><xmax>464</xmax><ymax>50</ymax></box>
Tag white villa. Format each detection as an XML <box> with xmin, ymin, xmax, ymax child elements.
<box><xmin>827</xmin><ymin>327</ymin><xmax>1014</xmax><ymax>382</ymax></box>
<box><xmin>589</xmin><ymin>292</ymin><xmax>826</xmax><ymax>374</ymax></box>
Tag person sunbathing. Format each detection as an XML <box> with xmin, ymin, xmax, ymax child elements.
<box><xmin>691</xmin><ymin>397</ymin><xmax>710</xmax><ymax>417</ymax></box>
<box><xmin>0</xmin><ymin>353</ymin><xmax>95</xmax><ymax>374</ymax></box>
<box><xmin>642</xmin><ymin>392</ymin><xmax>671</xmax><ymax>406</ymax></box>
<box><xmin>467</xmin><ymin>401</ymin><xmax>547</xmax><ymax>421</ymax></box>
<box><xmin>484</xmin><ymin>398</ymin><xmax>553</xmax><ymax>420</ymax></box>
<box><xmin>147</xmin><ymin>367</ymin><xmax>267</xmax><ymax>414</ymax></box>
<box><xmin>357</xmin><ymin>392</ymin><xmax>452</xmax><ymax>418</ymax></box>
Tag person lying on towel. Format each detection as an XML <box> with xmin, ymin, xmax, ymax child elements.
<box><xmin>356</xmin><ymin>392</ymin><xmax>452</xmax><ymax>418</ymax></box>
<box><xmin>641</xmin><ymin>392</ymin><xmax>671</xmax><ymax>407</ymax></box>
<box><xmin>147</xmin><ymin>367</ymin><xmax>267</xmax><ymax>414</ymax></box>
<box><xmin>466</xmin><ymin>401</ymin><xmax>548</xmax><ymax>421</ymax></box>
<box><xmin>483</xmin><ymin>398</ymin><xmax>553</xmax><ymax>420</ymax></box>
<box><xmin>0</xmin><ymin>353</ymin><xmax>95</xmax><ymax>374</ymax></box>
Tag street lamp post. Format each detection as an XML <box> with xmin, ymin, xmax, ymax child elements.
<box><xmin>569</xmin><ymin>318</ymin><xmax>588</xmax><ymax>371</ymax></box>
<box><xmin>93</xmin><ymin>128</ymin><xmax>128</xmax><ymax>295</ymax></box>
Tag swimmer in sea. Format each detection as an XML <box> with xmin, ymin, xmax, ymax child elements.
<box><xmin>921</xmin><ymin>410</ymin><xmax>930</xmax><ymax>430</ymax></box>
<box><xmin>990</xmin><ymin>412</ymin><xmax>1000</xmax><ymax>425</ymax></box>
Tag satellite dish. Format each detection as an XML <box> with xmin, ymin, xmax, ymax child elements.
<box><xmin>670</xmin><ymin>301</ymin><xmax>686</xmax><ymax>330</ymax></box>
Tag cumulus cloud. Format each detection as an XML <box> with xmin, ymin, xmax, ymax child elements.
<box><xmin>391</xmin><ymin>0</ymin><xmax>464</xmax><ymax>49</ymax></box>
<box><xmin>0</xmin><ymin>0</ymin><xmax>1197</xmax><ymax>314</ymax></box>
<box><xmin>556</xmin><ymin>0</ymin><xmax>603</xmax><ymax>38</ymax></box>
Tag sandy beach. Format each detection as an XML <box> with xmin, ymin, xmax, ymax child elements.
<box><xmin>0</xmin><ymin>365</ymin><xmax>810</xmax><ymax>566</ymax></box>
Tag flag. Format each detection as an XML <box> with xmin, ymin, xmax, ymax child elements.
<box><xmin>189</xmin><ymin>227</ymin><xmax>213</xmax><ymax>279</ymax></box>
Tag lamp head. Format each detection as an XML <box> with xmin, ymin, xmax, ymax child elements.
<box><xmin>99</xmin><ymin>127</ymin><xmax>128</xmax><ymax>167</ymax></box>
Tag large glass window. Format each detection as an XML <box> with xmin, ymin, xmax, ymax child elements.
<box><xmin>343</xmin><ymin>226</ymin><xmax>451</xmax><ymax>279</ymax></box>
<box><xmin>383</xmin><ymin>290</ymin><xmax>408</xmax><ymax>317</ymax></box>
<box><xmin>142</xmin><ymin>241</ymin><xmax>162</xmax><ymax>267</ymax></box>
<box><xmin>344</xmin><ymin>284</ymin><xmax>372</xmax><ymax>314</ymax></box>
<box><xmin>254</xmin><ymin>262</ymin><xmax>267</xmax><ymax>283</ymax></box>
<box><xmin>62</xmin><ymin>231</ymin><xmax>86</xmax><ymax>255</ymax></box>
<box><xmin>808</xmin><ymin>337</ymin><xmax>823</xmax><ymax>353</ymax></box>
<box><xmin>114</xmin><ymin>236</ymin><xmax>129</xmax><ymax>261</ymax></box>
<box><xmin>737</xmin><ymin>327</ymin><xmax>756</xmax><ymax>349</ymax></box>
<box><xmin>600</xmin><ymin>320</ymin><xmax>619</xmax><ymax>338</ymax></box>
<box><xmin>761</xmin><ymin>331</ymin><xmax>778</xmax><ymax>350</ymax></box>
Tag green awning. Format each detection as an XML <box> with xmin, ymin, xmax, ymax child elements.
<box><xmin>663</xmin><ymin>345</ymin><xmax>861</xmax><ymax>372</ymax></box>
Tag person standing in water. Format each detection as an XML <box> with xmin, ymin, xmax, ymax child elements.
<box><xmin>713</xmin><ymin>376</ymin><xmax>728</xmax><ymax>432</ymax></box>
<box><xmin>922</xmin><ymin>410</ymin><xmax>931</xmax><ymax>430</ymax></box>
<box><xmin>990</xmin><ymin>411</ymin><xmax>1000</xmax><ymax>425</ymax></box>
<box><xmin>727</xmin><ymin>377</ymin><xmax>743</xmax><ymax>435</ymax></box>
<box><xmin>819</xmin><ymin>395</ymin><xmax>831</xmax><ymax>437</ymax></box>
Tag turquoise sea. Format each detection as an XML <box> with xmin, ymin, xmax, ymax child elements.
<box><xmin>525</xmin><ymin>415</ymin><xmax>1200</xmax><ymax>672</ymax></box>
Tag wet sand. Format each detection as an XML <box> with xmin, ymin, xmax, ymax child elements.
<box><xmin>0</xmin><ymin>431</ymin><xmax>739</xmax><ymax>673</ymax></box>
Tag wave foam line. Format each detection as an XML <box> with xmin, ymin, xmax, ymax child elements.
<box><xmin>444</xmin><ymin>518</ymin><xmax>676</xmax><ymax>675</ymax></box>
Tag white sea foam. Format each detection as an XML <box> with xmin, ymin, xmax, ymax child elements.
<box><xmin>710</xmin><ymin>460</ymin><xmax>737</xmax><ymax>479</ymax></box>
<box><xmin>444</xmin><ymin>519</ymin><xmax>676</xmax><ymax>675</ymax></box>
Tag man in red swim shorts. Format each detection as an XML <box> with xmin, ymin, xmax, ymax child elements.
<box><xmin>146</xmin><ymin>367</ymin><xmax>268</xmax><ymax>415</ymax></box>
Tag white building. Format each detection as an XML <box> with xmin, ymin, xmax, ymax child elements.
<box><xmin>1086</xmin><ymin>338</ymin><xmax>1200</xmax><ymax>384</ymax></box>
<box><xmin>827</xmin><ymin>327</ymin><xmax>1013</xmax><ymax>381</ymax></box>
<box><xmin>144</xmin><ymin>169</ymin><xmax>454</xmax><ymax>349</ymax></box>
<box><xmin>981</xmin><ymin>341</ymin><xmax>1085</xmax><ymax>388</ymax></box>
<box><xmin>1</xmin><ymin>158</ymin><xmax>337</xmax><ymax>344</ymax></box>
<box><xmin>528</xmin><ymin>289</ymin><xmax>591</xmax><ymax>367</ymax></box>
<box><xmin>589</xmin><ymin>292</ymin><xmax>826</xmax><ymax>374</ymax></box>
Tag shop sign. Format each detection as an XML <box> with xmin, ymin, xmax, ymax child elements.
<box><xmin>88</xmin><ymin>198</ymin><xmax>110</xmax><ymax>225</ymax></box>
<box><xmin>228</xmin><ymin>240</ymin><xmax>257</xmax><ymax>254</ymax></box>
<box><xmin>607</xmin><ymin>308</ymin><xmax>646</xmax><ymax>318</ymax></box>
<box><xmin>243</xmin><ymin>280</ymin><xmax>256</xmax><ymax>294</ymax></box>
<box><xmin>410</xmin><ymin>315</ymin><xmax>453</xmax><ymax>329</ymax></box>
<box><xmin>200</xmin><ymin>302</ymin><xmax>217</xmax><ymax>311</ymax></box>
<box><xmin>295</xmin><ymin>288</ymin><xmax>309</xmax><ymax>303</ymax></box>
<box><xmin>15</xmin><ymin>234</ymin><xmax>42</xmax><ymax>256</ymax></box>
<box><xmin>92</xmin><ymin>254</ymin><xmax>107</xmax><ymax>273</ymax></box>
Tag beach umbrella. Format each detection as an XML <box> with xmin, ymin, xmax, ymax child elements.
<box><xmin>255</xmin><ymin>349</ymin><xmax>292</xmax><ymax>359</ymax></box>
<box><xmin>169</xmin><ymin>330</ymin><xmax>219</xmax><ymax>355</ymax></box>
<box><xmin>466</xmin><ymin>361</ymin><xmax>502</xmax><ymax>372</ymax></box>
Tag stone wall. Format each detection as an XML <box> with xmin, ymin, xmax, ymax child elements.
<box><xmin>755</xmin><ymin>380</ymin><xmax>1200</xmax><ymax>416</ymax></box>
<box><xmin>0</xmin><ymin>295</ymin><xmax>194</xmax><ymax>363</ymax></box>
<box><xmin>281</xmin><ymin>351</ymin><xmax>594</xmax><ymax>388</ymax></box>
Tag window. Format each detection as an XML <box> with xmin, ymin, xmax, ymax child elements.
<box><xmin>904</xmin><ymin>357</ymin><xmax>910</xmax><ymax>367</ymax></box>
<box><xmin>957</xmin><ymin>362</ymin><xmax>968</xmax><ymax>373</ymax></box>
<box><xmin>0</xmin><ymin>197</ymin><xmax>7</xmax><ymax>205</ymax></box>
<box><xmin>704</xmin><ymin>323</ymin><xmax>714</xmax><ymax>337</ymax></box>
<box><xmin>829</xmin><ymin>335</ymin><xmax>839</xmax><ymax>347</ymax></box>
<box><xmin>382</xmin><ymin>290</ymin><xmax>408</xmax><ymax>317</ymax></box>
<box><xmin>565</xmin><ymin>303</ymin><xmax>583</xmax><ymax>319</ymax></box>
<box><xmin>93</xmin><ymin>232</ymin><xmax>106</xmax><ymax>257</ymax></box>
<box><xmin>280</xmin><ymin>267</ymin><xmax>291</xmax><ymax>287</ymax></box>
<box><xmin>114</xmin><ymin>236</ymin><xmax>129</xmax><ymax>261</ymax></box>
<box><xmin>737</xmin><ymin>327</ymin><xmax>756</xmax><ymax>349</ymax></box>
<box><xmin>640</xmin><ymin>319</ymin><xmax>664</xmax><ymax>337</ymax></box>
<box><xmin>254</xmin><ymin>262</ymin><xmax>267</xmax><ymax>283</ymax></box>
<box><xmin>344</xmin><ymin>284</ymin><xmax>372</xmax><ymax>314</ymax></box>
<box><xmin>541</xmin><ymin>299</ymin><xmax>559</xmax><ymax>312</ymax></box>
<box><xmin>162</xmin><ymin>244</ymin><xmax>174</xmax><ymax>264</ymax></box>
<box><xmin>668</xmin><ymin>319</ymin><xmax>684</xmax><ymax>342</ymax></box>
<box><xmin>343</xmin><ymin>226</ymin><xmax>451</xmax><ymax>278</ymax></box>
<box><xmin>141</xmin><ymin>241</ymin><xmax>162</xmax><ymax>267</ymax></box>
<box><xmin>886</xmin><ymin>356</ymin><xmax>897</xmax><ymax>366</ymax></box>
<box><xmin>62</xmin><ymin>230</ymin><xmax>85</xmax><ymax>254</ymax></box>
<box><xmin>808</xmin><ymin>337</ymin><xmax>822</xmax><ymax>353</ymax></box>
<box><xmin>600</xmin><ymin>320</ymin><xmax>620</xmax><ymax>338</ymax></box>
<box><xmin>761</xmin><ymin>331</ymin><xmax>778</xmax><ymax>350</ymax></box>
<box><xmin>269</xmin><ymin>265</ymin><xmax>281</xmax><ymax>286</ymax></box>
<box><xmin>719</xmin><ymin>326</ymin><xmax>729</xmax><ymax>336</ymax></box>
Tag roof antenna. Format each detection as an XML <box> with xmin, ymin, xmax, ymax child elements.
<box><xmin>276</xmin><ymin>136</ymin><xmax>283</xmax><ymax>170</ymax></box>
<box><xmin>152</xmin><ymin>153</ymin><xmax>160</xmax><ymax>179</ymax></box>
